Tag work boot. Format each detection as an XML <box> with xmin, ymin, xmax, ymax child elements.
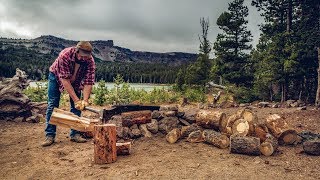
<box><xmin>70</xmin><ymin>134</ymin><xmax>87</xmax><ymax>143</ymax></box>
<box><xmin>41</xmin><ymin>136</ymin><xmax>55</xmax><ymax>147</ymax></box>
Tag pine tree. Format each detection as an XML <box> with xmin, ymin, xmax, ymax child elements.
<box><xmin>213</xmin><ymin>0</ymin><xmax>252</xmax><ymax>86</ymax></box>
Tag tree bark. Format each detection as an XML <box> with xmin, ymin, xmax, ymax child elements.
<box><xmin>94</xmin><ymin>124</ymin><xmax>117</xmax><ymax>164</ymax></box>
<box><xmin>195</xmin><ymin>110</ymin><xmax>226</xmax><ymax>130</ymax></box>
<box><xmin>202</xmin><ymin>130</ymin><xmax>229</xmax><ymax>149</ymax></box>
<box><xmin>230</xmin><ymin>135</ymin><xmax>261</xmax><ymax>156</ymax></box>
<box><xmin>121</xmin><ymin>110</ymin><xmax>152</xmax><ymax>127</ymax></box>
<box><xmin>187</xmin><ymin>130</ymin><xmax>204</xmax><ymax>143</ymax></box>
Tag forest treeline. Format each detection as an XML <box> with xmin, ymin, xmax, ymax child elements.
<box><xmin>0</xmin><ymin>46</ymin><xmax>186</xmax><ymax>84</ymax></box>
<box><xmin>176</xmin><ymin>0</ymin><xmax>320</xmax><ymax>103</ymax></box>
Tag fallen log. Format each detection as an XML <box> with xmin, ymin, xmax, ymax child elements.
<box><xmin>116</xmin><ymin>142</ymin><xmax>132</xmax><ymax>156</ymax></box>
<box><xmin>259</xmin><ymin>134</ymin><xmax>278</xmax><ymax>156</ymax></box>
<box><xmin>303</xmin><ymin>140</ymin><xmax>320</xmax><ymax>156</ymax></box>
<box><xmin>195</xmin><ymin>110</ymin><xmax>226</xmax><ymax>130</ymax></box>
<box><xmin>265</xmin><ymin>114</ymin><xmax>297</xmax><ymax>145</ymax></box>
<box><xmin>230</xmin><ymin>135</ymin><xmax>261</xmax><ymax>156</ymax></box>
<box><xmin>50</xmin><ymin>108</ymin><xmax>99</xmax><ymax>132</ymax></box>
<box><xmin>187</xmin><ymin>130</ymin><xmax>204</xmax><ymax>143</ymax></box>
<box><xmin>94</xmin><ymin>124</ymin><xmax>117</xmax><ymax>164</ymax></box>
<box><xmin>121</xmin><ymin>110</ymin><xmax>152</xmax><ymax>127</ymax></box>
<box><xmin>202</xmin><ymin>130</ymin><xmax>229</xmax><ymax>149</ymax></box>
<box><xmin>166</xmin><ymin>128</ymin><xmax>181</xmax><ymax>144</ymax></box>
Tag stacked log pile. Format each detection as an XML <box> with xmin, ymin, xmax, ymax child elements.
<box><xmin>108</xmin><ymin>105</ymin><xmax>302</xmax><ymax>156</ymax></box>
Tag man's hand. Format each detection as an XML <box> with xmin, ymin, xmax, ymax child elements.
<box><xmin>75</xmin><ymin>100</ymin><xmax>89</xmax><ymax>111</ymax></box>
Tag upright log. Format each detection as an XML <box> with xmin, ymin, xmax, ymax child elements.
<box><xmin>121</xmin><ymin>110</ymin><xmax>152</xmax><ymax>127</ymax></box>
<box><xmin>265</xmin><ymin>114</ymin><xmax>297</xmax><ymax>145</ymax></box>
<box><xmin>202</xmin><ymin>130</ymin><xmax>229</xmax><ymax>149</ymax></box>
<box><xmin>116</xmin><ymin>142</ymin><xmax>132</xmax><ymax>156</ymax></box>
<box><xmin>94</xmin><ymin>124</ymin><xmax>117</xmax><ymax>164</ymax></box>
<box><xmin>230</xmin><ymin>135</ymin><xmax>261</xmax><ymax>156</ymax></box>
<box><xmin>195</xmin><ymin>110</ymin><xmax>226</xmax><ymax>130</ymax></box>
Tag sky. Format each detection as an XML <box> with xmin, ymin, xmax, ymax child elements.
<box><xmin>0</xmin><ymin>0</ymin><xmax>264</xmax><ymax>53</ymax></box>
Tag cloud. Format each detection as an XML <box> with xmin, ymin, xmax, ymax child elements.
<box><xmin>0</xmin><ymin>0</ymin><xmax>263</xmax><ymax>53</ymax></box>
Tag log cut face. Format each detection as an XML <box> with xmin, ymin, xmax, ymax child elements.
<box><xmin>0</xmin><ymin>69</ymin><xmax>31</xmax><ymax>119</ymax></box>
<box><xmin>265</xmin><ymin>114</ymin><xmax>297</xmax><ymax>145</ymax></box>
<box><xmin>259</xmin><ymin>134</ymin><xmax>278</xmax><ymax>156</ymax></box>
<box><xmin>195</xmin><ymin>110</ymin><xmax>226</xmax><ymax>130</ymax></box>
<box><xmin>230</xmin><ymin>135</ymin><xmax>261</xmax><ymax>156</ymax></box>
<box><xmin>94</xmin><ymin>124</ymin><xmax>117</xmax><ymax>164</ymax></box>
<box><xmin>116</xmin><ymin>142</ymin><xmax>132</xmax><ymax>156</ymax></box>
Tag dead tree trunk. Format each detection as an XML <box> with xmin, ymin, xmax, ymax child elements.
<box><xmin>0</xmin><ymin>68</ymin><xmax>32</xmax><ymax>119</ymax></box>
<box><xmin>94</xmin><ymin>124</ymin><xmax>117</xmax><ymax>164</ymax></box>
<box><xmin>230</xmin><ymin>135</ymin><xmax>261</xmax><ymax>156</ymax></box>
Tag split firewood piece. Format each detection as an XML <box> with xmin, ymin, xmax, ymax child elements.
<box><xmin>50</xmin><ymin>108</ymin><xmax>99</xmax><ymax>132</ymax></box>
<box><xmin>94</xmin><ymin>124</ymin><xmax>117</xmax><ymax>164</ymax></box>
<box><xmin>202</xmin><ymin>129</ymin><xmax>229</xmax><ymax>149</ymax></box>
<box><xmin>121</xmin><ymin>110</ymin><xmax>152</xmax><ymax>127</ymax></box>
<box><xmin>187</xmin><ymin>130</ymin><xmax>204</xmax><ymax>143</ymax></box>
<box><xmin>195</xmin><ymin>110</ymin><xmax>226</xmax><ymax>130</ymax></box>
<box><xmin>166</xmin><ymin>128</ymin><xmax>181</xmax><ymax>144</ymax></box>
<box><xmin>181</xmin><ymin>124</ymin><xmax>202</xmax><ymax>138</ymax></box>
<box><xmin>116</xmin><ymin>142</ymin><xmax>132</xmax><ymax>156</ymax></box>
<box><xmin>259</xmin><ymin>134</ymin><xmax>278</xmax><ymax>156</ymax></box>
<box><xmin>232</xmin><ymin>119</ymin><xmax>249</xmax><ymax>136</ymax></box>
<box><xmin>265</xmin><ymin>114</ymin><xmax>297</xmax><ymax>145</ymax></box>
<box><xmin>230</xmin><ymin>135</ymin><xmax>261</xmax><ymax>156</ymax></box>
<box><xmin>303</xmin><ymin>139</ymin><xmax>320</xmax><ymax>156</ymax></box>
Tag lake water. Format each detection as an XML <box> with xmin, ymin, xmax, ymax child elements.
<box><xmin>29</xmin><ymin>81</ymin><xmax>171</xmax><ymax>92</ymax></box>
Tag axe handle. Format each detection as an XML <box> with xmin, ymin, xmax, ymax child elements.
<box><xmin>84</xmin><ymin>106</ymin><xmax>101</xmax><ymax>114</ymax></box>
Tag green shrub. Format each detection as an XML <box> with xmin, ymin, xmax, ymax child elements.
<box><xmin>233</xmin><ymin>86</ymin><xmax>257</xmax><ymax>103</ymax></box>
<box><xmin>93</xmin><ymin>80</ymin><xmax>108</xmax><ymax>105</ymax></box>
<box><xmin>24</xmin><ymin>82</ymin><xmax>47</xmax><ymax>102</ymax></box>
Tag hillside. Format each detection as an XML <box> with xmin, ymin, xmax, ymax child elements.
<box><xmin>0</xmin><ymin>35</ymin><xmax>196</xmax><ymax>64</ymax></box>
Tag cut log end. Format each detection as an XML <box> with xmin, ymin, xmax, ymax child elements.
<box><xmin>116</xmin><ymin>142</ymin><xmax>132</xmax><ymax>156</ymax></box>
<box><xmin>232</xmin><ymin>119</ymin><xmax>249</xmax><ymax>136</ymax></box>
<box><xmin>260</xmin><ymin>142</ymin><xmax>274</xmax><ymax>156</ymax></box>
<box><xmin>278</xmin><ymin>129</ymin><xmax>297</xmax><ymax>145</ymax></box>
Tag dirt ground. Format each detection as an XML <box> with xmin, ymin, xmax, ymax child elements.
<box><xmin>1</xmin><ymin>107</ymin><xmax>320</xmax><ymax>180</ymax></box>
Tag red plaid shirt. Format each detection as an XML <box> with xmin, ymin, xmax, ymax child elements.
<box><xmin>49</xmin><ymin>47</ymin><xmax>95</xmax><ymax>92</ymax></box>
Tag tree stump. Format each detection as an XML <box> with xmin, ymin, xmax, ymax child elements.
<box><xmin>265</xmin><ymin>114</ymin><xmax>297</xmax><ymax>145</ymax></box>
<box><xmin>116</xmin><ymin>142</ymin><xmax>132</xmax><ymax>156</ymax></box>
<box><xmin>202</xmin><ymin>130</ymin><xmax>229</xmax><ymax>149</ymax></box>
<box><xmin>230</xmin><ymin>135</ymin><xmax>261</xmax><ymax>156</ymax></box>
<box><xmin>94</xmin><ymin>124</ymin><xmax>117</xmax><ymax>164</ymax></box>
<box><xmin>303</xmin><ymin>139</ymin><xmax>320</xmax><ymax>156</ymax></box>
<box><xmin>195</xmin><ymin>110</ymin><xmax>226</xmax><ymax>130</ymax></box>
<box><xmin>259</xmin><ymin>134</ymin><xmax>278</xmax><ymax>156</ymax></box>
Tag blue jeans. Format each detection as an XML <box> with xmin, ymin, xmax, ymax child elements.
<box><xmin>45</xmin><ymin>72</ymin><xmax>81</xmax><ymax>138</ymax></box>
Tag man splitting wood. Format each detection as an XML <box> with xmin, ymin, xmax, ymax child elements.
<box><xmin>42</xmin><ymin>41</ymin><xmax>95</xmax><ymax>147</ymax></box>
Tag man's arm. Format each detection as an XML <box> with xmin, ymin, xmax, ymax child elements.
<box><xmin>60</xmin><ymin>78</ymin><xmax>80</xmax><ymax>102</ymax></box>
<box><xmin>83</xmin><ymin>85</ymin><xmax>92</xmax><ymax>102</ymax></box>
